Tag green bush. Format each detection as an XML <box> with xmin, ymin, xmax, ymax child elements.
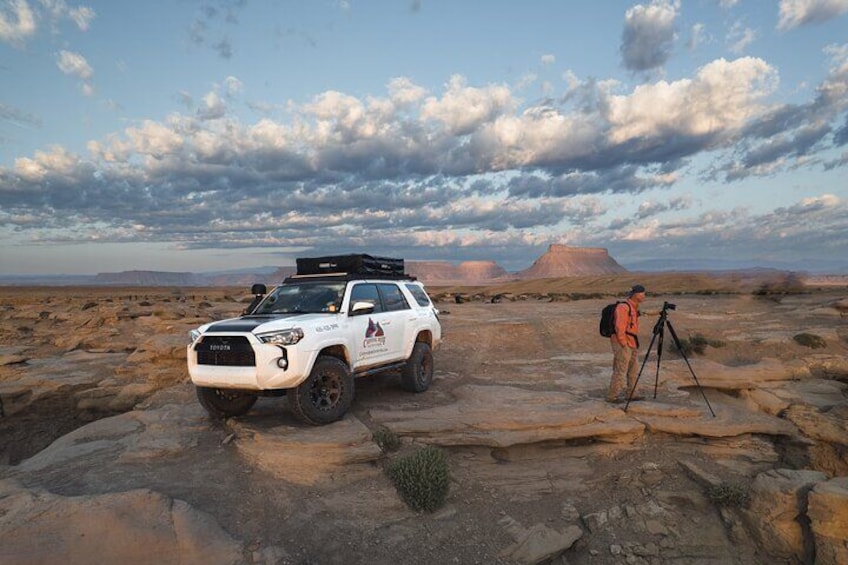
<box><xmin>706</xmin><ymin>482</ymin><xmax>749</xmax><ymax>507</ymax></box>
<box><xmin>386</xmin><ymin>445</ymin><xmax>450</xmax><ymax>512</ymax></box>
<box><xmin>675</xmin><ymin>333</ymin><xmax>725</xmax><ymax>356</ymax></box>
<box><xmin>793</xmin><ymin>333</ymin><xmax>826</xmax><ymax>349</ymax></box>
<box><xmin>373</xmin><ymin>426</ymin><xmax>401</xmax><ymax>452</ymax></box>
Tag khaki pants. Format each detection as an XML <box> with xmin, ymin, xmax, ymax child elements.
<box><xmin>607</xmin><ymin>340</ymin><xmax>640</xmax><ymax>400</ymax></box>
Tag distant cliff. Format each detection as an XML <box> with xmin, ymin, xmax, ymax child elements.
<box><xmin>516</xmin><ymin>245</ymin><xmax>626</xmax><ymax>278</ymax></box>
<box><xmin>92</xmin><ymin>270</ymin><xmax>204</xmax><ymax>286</ymax></box>
<box><xmin>35</xmin><ymin>246</ymin><xmax>627</xmax><ymax>287</ymax></box>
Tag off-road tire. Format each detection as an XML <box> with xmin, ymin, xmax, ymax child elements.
<box><xmin>401</xmin><ymin>341</ymin><xmax>433</xmax><ymax>393</ymax></box>
<box><xmin>196</xmin><ymin>386</ymin><xmax>257</xmax><ymax>419</ymax></box>
<box><xmin>289</xmin><ymin>356</ymin><xmax>354</xmax><ymax>425</ymax></box>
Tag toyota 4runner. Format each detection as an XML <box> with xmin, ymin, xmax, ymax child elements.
<box><xmin>187</xmin><ymin>255</ymin><xmax>442</xmax><ymax>425</ymax></box>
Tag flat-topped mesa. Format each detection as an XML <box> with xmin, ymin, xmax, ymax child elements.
<box><xmin>517</xmin><ymin>244</ymin><xmax>627</xmax><ymax>278</ymax></box>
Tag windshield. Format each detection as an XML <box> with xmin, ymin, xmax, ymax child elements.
<box><xmin>253</xmin><ymin>282</ymin><xmax>346</xmax><ymax>314</ymax></box>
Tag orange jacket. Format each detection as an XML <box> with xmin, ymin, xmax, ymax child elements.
<box><xmin>612</xmin><ymin>298</ymin><xmax>640</xmax><ymax>348</ymax></box>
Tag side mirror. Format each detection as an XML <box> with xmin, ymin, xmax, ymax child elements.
<box><xmin>350</xmin><ymin>301</ymin><xmax>375</xmax><ymax>315</ymax></box>
<box><xmin>251</xmin><ymin>283</ymin><xmax>267</xmax><ymax>296</ymax></box>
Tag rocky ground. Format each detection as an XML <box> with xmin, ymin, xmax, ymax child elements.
<box><xmin>0</xmin><ymin>281</ymin><xmax>847</xmax><ymax>564</ymax></box>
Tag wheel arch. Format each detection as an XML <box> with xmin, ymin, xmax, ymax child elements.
<box><xmin>317</xmin><ymin>343</ymin><xmax>350</xmax><ymax>367</ymax></box>
<box><xmin>414</xmin><ymin>329</ymin><xmax>432</xmax><ymax>346</ymax></box>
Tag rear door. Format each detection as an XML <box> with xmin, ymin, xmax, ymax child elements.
<box><xmin>375</xmin><ymin>283</ymin><xmax>411</xmax><ymax>362</ymax></box>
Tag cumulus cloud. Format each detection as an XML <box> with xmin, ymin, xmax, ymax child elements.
<box><xmin>68</xmin><ymin>5</ymin><xmax>95</xmax><ymax>30</ymax></box>
<box><xmin>595</xmin><ymin>192</ymin><xmax>847</xmax><ymax>269</ymax></box>
<box><xmin>711</xmin><ymin>44</ymin><xmax>848</xmax><ymax>180</ymax></box>
<box><xmin>620</xmin><ymin>0</ymin><xmax>680</xmax><ymax>72</ymax></box>
<box><xmin>686</xmin><ymin>23</ymin><xmax>707</xmax><ymax>51</ymax></box>
<box><xmin>605</xmin><ymin>57</ymin><xmax>778</xmax><ymax>146</ymax></box>
<box><xmin>727</xmin><ymin>21</ymin><xmax>757</xmax><ymax>54</ymax></box>
<box><xmin>1</xmin><ymin>0</ymin><xmax>95</xmax><ymax>46</ymax></box>
<box><xmin>56</xmin><ymin>49</ymin><xmax>93</xmax><ymax>79</ymax></box>
<box><xmin>778</xmin><ymin>0</ymin><xmax>848</xmax><ymax>30</ymax></box>
<box><xmin>636</xmin><ymin>195</ymin><xmax>691</xmax><ymax>219</ymax></box>
<box><xmin>1</xmin><ymin>53</ymin><xmax>846</xmax><ymax>270</ymax></box>
<box><xmin>55</xmin><ymin>49</ymin><xmax>95</xmax><ymax>94</ymax></box>
<box><xmin>421</xmin><ymin>75</ymin><xmax>515</xmax><ymax>136</ymax></box>
<box><xmin>0</xmin><ymin>0</ymin><xmax>36</xmax><ymax>46</ymax></box>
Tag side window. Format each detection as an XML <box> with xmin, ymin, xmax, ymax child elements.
<box><xmin>349</xmin><ymin>284</ymin><xmax>382</xmax><ymax>313</ymax></box>
<box><xmin>378</xmin><ymin>283</ymin><xmax>409</xmax><ymax>312</ymax></box>
<box><xmin>405</xmin><ymin>283</ymin><xmax>432</xmax><ymax>307</ymax></box>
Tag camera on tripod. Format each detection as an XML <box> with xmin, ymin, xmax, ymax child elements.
<box><xmin>626</xmin><ymin>299</ymin><xmax>716</xmax><ymax>417</ymax></box>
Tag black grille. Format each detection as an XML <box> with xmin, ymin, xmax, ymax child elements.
<box><xmin>195</xmin><ymin>336</ymin><xmax>256</xmax><ymax>367</ymax></box>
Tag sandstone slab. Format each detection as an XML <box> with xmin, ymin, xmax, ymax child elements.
<box><xmin>15</xmin><ymin>404</ymin><xmax>207</xmax><ymax>473</ymax></box>
<box><xmin>742</xmin><ymin>468</ymin><xmax>826</xmax><ymax>562</ymax></box>
<box><xmin>371</xmin><ymin>384</ymin><xmax>646</xmax><ymax>447</ymax></box>
<box><xmin>228</xmin><ymin>415</ymin><xmax>384</xmax><ymax>486</ymax></box>
<box><xmin>625</xmin><ymin>396</ymin><xmax>798</xmax><ymax>439</ymax></box>
<box><xmin>807</xmin><ymin>476</ymin><xmax>848</xmax><ymax>565</ymax></box>
<box><xmin>0</xmin><ymin>483</ymin><xmax>243</xmax><ymax>565</ymax></box>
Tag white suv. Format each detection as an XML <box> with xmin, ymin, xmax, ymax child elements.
<box><xmin>187</xmin><ymin>255</ymin><xmax>442</xmax><ymax>425</ymax></box>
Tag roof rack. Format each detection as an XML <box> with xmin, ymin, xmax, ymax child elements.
<box><xmin>283</xmin><ymin>272</ymin><xmax>415</xmax><ymax>283</ymax></box>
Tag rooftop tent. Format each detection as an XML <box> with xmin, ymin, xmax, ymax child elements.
<box><xmin>295</xmin><ymin>254</ymin><xmax>405</xmax><ymax>277</ymax></box>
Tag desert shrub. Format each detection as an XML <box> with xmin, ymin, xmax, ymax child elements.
<box><xmin>706</xmin><ymin>482</ymin><xmax>749</xmax><ymax>507</ymax></box>
<box><xmin>793</xmin><ymin>333</ymin><xmax>826</xmax><ymax>349</ymax></box>
<box><xmin>568</xmin><ymin>292</ymin><xmax>605</xmax><ymax>300</ymax></box>
<box><xmin>373</xmin><ymin>426</ymin><xmax>401</xmax><ymax>452</ymax></box>
<box><xmin>386</xmin><ymin>445</ymin><xmax>450</xmax><ymax>512</ymax></box>
<box><xmin>724</xmin><ymin>354</ymin><xmax>761</xmax><ymax>367</ymax></box>
<box><xmin>675</xmin><ymin>333</ymin><xmax>724</xmax><ymax>356</ymax></box>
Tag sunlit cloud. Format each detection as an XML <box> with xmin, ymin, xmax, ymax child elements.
<box><xmin>620</xmin><ymin>0</ymin><xmax>680</xmax><ymax>72</ymax></box>
<box><xmin>778</xmin><ymin>0</ymin><xmax>848</xmax><ymax>30</ymax></box>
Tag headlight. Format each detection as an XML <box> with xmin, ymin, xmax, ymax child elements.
<box><xmin>189</xmin><ymin>329</ymin><xmax>202</xmax><ymax>344</ymax></box>
<box><xmin>258</xmin><ymin>327</ymin><xmax>304</xmax><ymax>345</ymax></box>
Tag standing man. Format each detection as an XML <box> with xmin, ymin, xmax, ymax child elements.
<box><xmin>606</xmin><ymin>284</ymin><xmax>646</xmax><ymax>403</ymax></box>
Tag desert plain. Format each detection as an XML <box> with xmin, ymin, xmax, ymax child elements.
<box><xmin>1</xmin><ymin>273</ymin><xmax>847</xmax><ymax>565</ymax></box>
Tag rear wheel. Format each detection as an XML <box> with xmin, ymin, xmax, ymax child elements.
<box><xmin>289</xmin><ymin>356</ymin><xmax>354</xmax><ymax>425</ymax></box>
<box><xmin>401</xmin><ymin>342</ymin><xmax>433</xmax><ymax>392</ymax></box>
<box><xmin>196</xmin><ymin>386</ymin><xmax>257</xmax><ymax>419</ymax></box>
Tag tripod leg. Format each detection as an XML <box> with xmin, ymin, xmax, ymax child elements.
<box><xmin>653</xmin><ymin>326</ymin><xmax>664</xmax><ymax>400</ymax></box>
<box><xmin>665</xmin><ymin>320</ymin><xmax>716</xmax><ymax>417</ymax></box>
<box><xmin>624</xmin><ymin>330</ymin><xmax>657</xmax><ymax>412</ymax></box>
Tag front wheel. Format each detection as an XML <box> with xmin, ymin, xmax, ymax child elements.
<box><xmin>196</xmin><ymin>386</ymin><xmax>257</xmax><ymax>419</ymax></box>
<box><xmin>401</xmin><ymin>342</ymin><xmax>433</xmax><ymax>393</ymax></box>
<box><xmin>289</xmin><ymin>356</ymin><xmax>354</xmax><ymax>425</ymax></box>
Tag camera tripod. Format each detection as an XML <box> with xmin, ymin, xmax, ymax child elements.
<box><xmin>624</xmin><ymin>302</ymin><xmax>715</xmax><ymax>416</ymax></box>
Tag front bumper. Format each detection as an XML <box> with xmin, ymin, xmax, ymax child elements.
<box><xmin>187</xmin><ymin>332</ymin><xmax>316</xmax><ymax>390</ymax></box>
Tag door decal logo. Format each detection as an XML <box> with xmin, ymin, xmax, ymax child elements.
<box><xmin>360</xmin><ymin>317</ymin><xmax>388</xmax><ymax>358</ymax></box>
<box><xmin>366</xmin><ymin>318</ymin><xmax>384</xmax><ymax>338</ymax></box>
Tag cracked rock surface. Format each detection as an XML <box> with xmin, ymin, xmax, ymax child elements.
<box><xmin>1</xmin><ymin>283</ymin><xmax>846</xmax><ymax>564</ymax></box>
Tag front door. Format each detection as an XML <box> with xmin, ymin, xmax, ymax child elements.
<box><xmin>348</xmin><ymin>283</ymin><xmax>393</xmax><ymax>368</ymax></box>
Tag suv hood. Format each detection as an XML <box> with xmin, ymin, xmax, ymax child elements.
<box><xmin>202</xmin><ymin>313</ymin><xmax>336</xmax><ymax>334</ymax></box>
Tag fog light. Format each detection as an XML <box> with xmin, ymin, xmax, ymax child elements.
<box><xmin>277</xmin><ymin>358</ymin><xmax>288</xmax><ymax>369</ymax></box>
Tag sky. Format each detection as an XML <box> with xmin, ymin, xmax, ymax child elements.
<box><xmin>1</xmin><ymin>0</ymin><xmax>847</xmax><ymax>276</ymax></box>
